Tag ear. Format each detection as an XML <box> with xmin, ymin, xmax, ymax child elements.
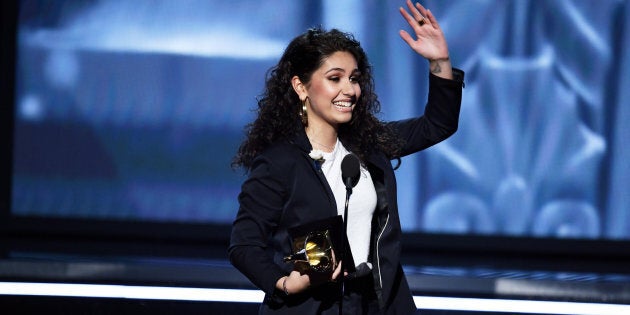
<box><xmin>291</xmin><ymin>75</ymin><xmax>308</xmax><ymax>100</ymax></box>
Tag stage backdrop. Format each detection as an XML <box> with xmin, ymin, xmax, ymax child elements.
<box><xmin>11</xmin><ymin>0</ymin><xmax>630</xmax><ymax>240</ymax></box>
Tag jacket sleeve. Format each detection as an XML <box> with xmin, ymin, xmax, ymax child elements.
<box><xmin>228</xmin><ymin>154</ymin><xmax>287</xmax><ymax>296</ymax></box>
<box><xmin>389</xmin><ymin>68</ymin><xmax>465</xmax><ymax>156</ymax></box>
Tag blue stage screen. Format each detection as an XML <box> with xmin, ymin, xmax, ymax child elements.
<box><xmin>11</xmin><ymin>0</ymin><xmax>630</xmax><ymax>240</ymax></box>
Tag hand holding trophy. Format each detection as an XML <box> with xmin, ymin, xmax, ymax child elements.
<box><xmin>283</xmin><ymin>215</ymin><xmax>354</xmax><ymax>288</ymax></box>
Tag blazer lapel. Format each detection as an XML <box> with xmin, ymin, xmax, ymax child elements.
<box><xmin>292</xmin><ymin>131</ymin><xmax>337</xmax><ymax>215</ymax></box>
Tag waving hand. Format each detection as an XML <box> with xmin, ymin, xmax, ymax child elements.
<box><xmin>399</xmin><ymin>0</ymin><xmax>453</xmax><ymax>79</ymax></box>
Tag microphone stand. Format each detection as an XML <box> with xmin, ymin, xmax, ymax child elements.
<box><xmin>339</xmin><ymin>153</ymin><xmax>359</xmax><ymax>314</ymax></box>
<box><xmin>339</xmin><ymin>185</ymin><xmax>351</xmax><ymax>315</ymax></box>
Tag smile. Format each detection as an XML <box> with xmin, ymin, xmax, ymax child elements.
<box><xmin>333</xmin><ymin>101</ymin><xmax>353</xmax><ymax>110</ymax></box>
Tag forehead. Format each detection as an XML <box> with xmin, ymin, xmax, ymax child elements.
<box><xmin>318</xmin><ymin>51</ymin><xmax>358</xmax><ymax>71</ymax></box>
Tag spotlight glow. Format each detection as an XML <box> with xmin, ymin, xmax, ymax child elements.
<box><xmin>1</xmin><ymin>282</ymin><xmax>628</xmax><ymax>315</ymax></box>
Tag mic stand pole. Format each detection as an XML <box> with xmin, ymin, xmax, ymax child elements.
<box><xmin>339</xmin><ymin>187</ymin><xmax>351</xmax><ymax>315</ymax></box>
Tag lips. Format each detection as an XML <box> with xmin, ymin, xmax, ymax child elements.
<box><xmin>333</xmin><ymin>101</ymin><xmax>353</xmax><ymax>111</ymax></box>
<box><xmin>333</xmin><ymin>101</ymin><xmax>352</xmax><ymax>107</ymax></box>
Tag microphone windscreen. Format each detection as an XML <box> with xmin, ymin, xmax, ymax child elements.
<box><xmin>341</xmin><ymin>154</ymin><xmax>360</xmax><ymax>189</ymax></box>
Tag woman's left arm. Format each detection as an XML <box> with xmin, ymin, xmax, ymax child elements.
<box><xmin>387</xmin><ymin>70</ymin><xmax>463</xmax><ymax>157</ymax></box>
<box><xmin>399</xmin><ymin>0</ymin><xmax>453</xmax><ymax>80</ymax></box>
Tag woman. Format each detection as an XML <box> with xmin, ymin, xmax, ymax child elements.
<box><xmin>229</xmin><ymin>1</ymin><xmax>464</xmax><ymax>314</ymax></box>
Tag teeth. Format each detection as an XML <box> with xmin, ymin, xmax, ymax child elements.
<box><xmin>333</xmin><ymin>101</ymin><xmax>352</xmax><ymax>107</ymax></box>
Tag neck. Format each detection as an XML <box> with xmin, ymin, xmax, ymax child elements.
<box><xmin>305</xmin><ymin>126</ymin><xmax>337</xmax><ymax>153</ymax></box>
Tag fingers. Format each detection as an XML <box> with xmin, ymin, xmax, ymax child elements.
<box><xmin>405</xmin><ymin>0</ymin><xmax>432</xmax><ymax>29</ymax></box>
<box><xmin>398</xmin><ymin>5</ymin><xmax>418</xmax><ymax>29</ymax></box>
<box><xmin>331</xmin><ymin>260</ymin><xmax>343</xmax><ymax>280</ymax></box>
<box><xmin>406</xmin><ymin>0</ymin><xmax>426</xmax><ymax>23</ymax></box>
<box><xmin>414</xmin><ymin>2</ymin><xmax>429</xmax><ymax>21</ymax></box>
<box><xmin>400</xmin><ymin>1</ymin><xmax>434</xmax><ymax>40</ymax></box>
<box><xmin>423</xmin><ymin>8</ymin><xmax>439</xmax><ymax>29</ymax></box>
<box><xmin>399</xmin><ymin>7</ymin><xmax>423</xmax><ymax>40</ymax></box>
<box><xmin>285</xmin><ymin>270</ymin><xmax>311</xmax><ymax>294</ymax></box>
<box><xmin>398</xmin><ymin>29</ymin><xmax>415</xmax><ymax>46</ymax></box>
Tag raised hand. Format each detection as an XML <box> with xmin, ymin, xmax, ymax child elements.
<box><xmin>398</xmin><ymin>0</ymin><xmax>453</xmax><ymax>79</ymax></box>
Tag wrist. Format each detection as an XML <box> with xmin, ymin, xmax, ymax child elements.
<box><xmin>429</xmin><ymin>56</ymin><xmax>450</xmax><ymax>63</ymax></box>
<box><xmin>428</xmin><ymin>57</ymin><xmax>453</xmax><ymax>79</ymax></box>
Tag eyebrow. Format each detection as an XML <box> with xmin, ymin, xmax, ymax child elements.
<box><xmin>324</xmin><ymin>67</ymin><xmax>360</xmax><ymax>74</ymax></box>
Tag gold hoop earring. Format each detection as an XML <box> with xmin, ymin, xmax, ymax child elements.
<box><xmin>299</xmin><ymin>97</ymin><xmax>309</xmax><ymax>126</ymax></box>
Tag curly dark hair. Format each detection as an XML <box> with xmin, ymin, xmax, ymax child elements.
<box><xmin>233</xmin><ymin>27</ymin><xmax>404</xmax><ymax>170</ymax></box>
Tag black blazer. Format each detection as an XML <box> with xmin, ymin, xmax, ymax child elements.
<box><xmin>229</xmin><ymin>70</ymin><xmax>464</xmax><ymax>314</ymax></box>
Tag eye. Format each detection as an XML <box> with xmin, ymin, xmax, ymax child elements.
<box><xmin>350</xmin><ymin>72</ymin><xmax>362</xmax><ymax>83</ymax></box>
<box><xmin>328</xmin><ymin>76</ymin><xmax>340</xmax><ymax>82</ymax></box>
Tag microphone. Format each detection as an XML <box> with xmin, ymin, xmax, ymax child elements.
<box><xmin>339</xmin><ymin>153</ymin><xmax>360</xmax><ymax>314</ymax></box>
<box><xmin>341</xmin><ymin>154</ymin><xmax>360</xmax><ymax>194</ymax></box>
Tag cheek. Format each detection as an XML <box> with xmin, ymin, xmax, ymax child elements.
<box><xmin>310</xmin><ymin>81</ymin><xmax>332</xmax><ymax>97</ymax></box>
<box><xmin>321</xmin><ymin>87</ymin><xmax>341</xmax><ymax>101</ymax></box>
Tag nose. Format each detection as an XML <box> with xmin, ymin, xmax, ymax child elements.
<box><xmin>342</xmin><ymin>79</ymin><xmax>357</xmax><ymax>96</ymax></box>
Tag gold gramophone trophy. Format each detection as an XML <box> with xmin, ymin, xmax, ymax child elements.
<box><xmin>283</xmin><ymin>230</ymin><xmax>334</xmax><ymax>274</ymax></box>
<box><xmin>284</xmin><ymin>215</ymin><xmax>354</xmax><ymax>285</ymax></box>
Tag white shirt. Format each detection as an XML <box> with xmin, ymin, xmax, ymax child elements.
<box><xmin>320</xmin><ymin>139</ymin><xmax>377</xmax><ymax>267</ymax></box>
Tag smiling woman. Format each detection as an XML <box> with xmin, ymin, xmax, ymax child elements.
<box><xmin>3</xmin><ymin>0</ymin><xmax>630</xmax><ymax>313</ymax></box>
<box><xmin>228</xmin><ymin>1</ymin><xmax>465</xmax><ymax>313</ymax></box>
<box><xmin>293</xmin><ymin>51</ymin><xmax>361</xmax><ymax>151</ymax></box>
